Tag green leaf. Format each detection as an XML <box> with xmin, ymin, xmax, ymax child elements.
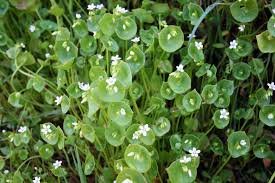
<box><xmin>168</xmin><ymin>71</ymin><xmax>191</xmax><ymax>94</ymax></box>
<box><xmin>259</xmin><ymin>105</ymin><xmax>275</xmax><ymax>126</ymax></box>
<box><xmin>133</xmin><ymin>8</ymin><xmax>154</xmax><ymax>23</ymax></box>
<box><xmin>232</xmin><ymin>62</ymin><xmax>251</xmax><ymax>81</ymax></box>
<box><xmin>99</xmin><ymin>13</ymin><xmax>116</xmax><ymax>36</ymax></box>
<box><xmin>210</xmin><ymin>135</ymin><xmax>224</xmax><ymax>155</ymax></box>
<box><xmin>234</xmin><ymin>39</ymin><xmax>253</xmax><ymax>57</ymax></box>
<box><xmin>80</xmin><ymin>35</ymin><xmax>97</xmax><ymax>56</ymax></box>
<box><xmin>201</xmin><ymin>84</ymin><xmax>218</xmax><ymax>104</ymax></box>
<box><xmin>32</xmin><ymin>75</ymin><xmax>46</xmax><ymax>92</ymax></box>
<box><xmin>214</xmin><ymin>94</ymin><xmax>230</xmax><ymax>108</ymax></box>
<box><xmin>124</xmin><ymin>144</ymin><xmax>152</xmax><ymax>173</ymax></box>
<box><xmin>256</xmin><ymin>30</ymin><xmax>275</xmax><ymax>53</ymax></box>
<box><xmin>39</xmin><ymin>144</ymin><xmax>54</xmax><ymax>160</ymax></box>
<box><xmin>167</xmin><ymin>160</ymin><xmax>197</xmax><ymax>183</ymax></box>
<box><xmin>61</xmin><ymin>95</ymin><xmax>70</xmax><ymax>114</ymax></box>
<box><xmin>159</xmin><ymin>25</ymin><xmax>184</xmax><ymax>52</ymax></box>
<box><xmin>116</xmin><ymin>168</ymin><xmax>147</xmax><ymax>183</ymax></box>
<box><xmin>227</xmin><ymin>131</ymin><xmax>250</xmax><ymax>158</ymax></box>
<box><xmin>63</xmin><ymin>115</ymin><xmax>77</xmax><ymax>136</ymax></box>
<box><xmin>213</xmin><ymin>109</ymin><xmax>230</xmax><ymax>129</ymax></box>
<box><xmin>182</xmin><ymin>89</ymin><xmax>202</xmax><ymax>112</ymax></box>
<box><xmin>13</xmin><ymin>171</ymin><xmax>24</xmax><ymax>183</ymax></box>
<box><xmin>105</xmin><ymin>122</ymin><xmax>126</xmax><ymax>147</ymax></box>
<box><xmin>111</xmin><ymin>61</ymin><xmax>132</xmax><ymax>88</ymax></box>
<box><xmin>115</xmin><ymin>17</ymin><xmax>137</xmax><ymax>40</ymax></box>
<box><xmin>268</xmin><ymin>16</ymin><xmax>275</xmax><ymax>37</ymax></box>
<box><xmin>188</xmin><ymin>3</ymin><xmax>204</xmax><ymax>25</ymax></box>
<box><xmin>40</xmin><ymin>123</ymin><xmax>59</xmax><ymax>145</ymax></box>
<box><xmin>153</xmin><ymin>117</ymin><xmax>170</xmax><ymax>137</ymax></box>
<box><xmin>54</xmin><ymin>41</ymin><xmax>78</xmax><ymax>64</ymax></box>
<box><xmin>0</xmin><ymin>156</ymin><xmax>5</xmax><ymax>170</ymax></box>
<box><xmin>84</xmin><ymin>153</ymin><xmax>95</xmax><ymax>175</ymax></box>
<box><xmin>160</xmin><ymin>82</ymin><xmax>176</xmax><ymax>100</ymax></box>
<box><xmin>182</xmin><ymin>134</ymin><xmax>200</xmax><ymax>151</ymax></box>
<box><xmin>107</xmin><ymin>102</ymin><xmax>133</xmax><ymax>127</ymax></box>
<box><xmin>66</xmin><ymin>82</ymin><xmax>82</xmax><ymax>98</ymax></box>
<box><xmin>16</xmin><ymin>51</ymin><xmax>35</xmax><ymax>66</ymax></box>
<box><xmin>230</xmin><ymin>0</ymin><xmax>258</xmax><ymax>23</ymax></box>
<box><xmin>8</xmin><ymin>92</ymin><xmax>23</xmax><ymax>108</ymax></box>
<box><xmin>101</xmin><ymin>36</ymin><xmax>119</xmax><ymax>52</ymax></box>
<box><xmin>188</xmin><ymin>41</ymin><xmax>204</xmax><ymax>61</ymax></box>
<box><xmin>249</xmin><ymin>58</ymin><xmax>264</xmax><ymax>75</ymax></box>
<box><xmin>217</xmin><ymin>79</ymin><xmax>234</xmax><ymax>96</ymax></box>
<box><xmin>125</xmin><ymin>45</ymin><xmax>145</xmax><ymax>75</ymax></box>
<box><xmin>0</xmin><ymin>0</ymin><xmax>9</xmax><ymax>16</ymax></box>
<box><xmin>73</xmin><ymin>20</ymin><xmax>88</xmax><ymax>38</ymax></box>
<box><xmin>81</xmin><ymin>124</ymin><xmax>95</xmax><ymax>143</ymax></box>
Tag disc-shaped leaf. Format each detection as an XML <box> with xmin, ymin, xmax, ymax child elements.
<box><xmin>227</xmin><ymin>131</ymin><xmax>250</xmax><ymax>158</ymax></box>
<box><xmin>115</xmin><ymin>17</ymin><xmax>137</xmax><ymax>40</ymax></box>
<box><xmin>160</xmin><ymin>82</ymin><xmax>176</xmax><ymax>100</ymax></box>
<box><xmin>63</xmin><ymin>115</ymin><xmax>77</xmax><ymax>136</ymax></box>
<box><xmin>188</xmin><ymin>3</ymin><xmax>204</xmax><ymax>25</ymax></box>
<box><xmin>210</xmin><ymin>135</ymin><xmax>224</xmax><ymax>155</ymax></box>
<box><xmin>153</xmin><ymin>117</ymin><xmax>171</xmax><ymax>137</ymax></box>
<box><xmin>40</xmin><ymin>123</ymin><xmax>59</xmax><ymax>145</ymax></box>
<box><xmin>232</xmin><ymin>62</ymin><xmax>251</xmax><ymax>81</ymax></box>
<box><xmin>188</xmin><ymin>41</ymin><xmax>204</xmax><ymax>61</ymax></box>
<box><xmin>99</xmin><ymin>13</ymin><xmax>116</xmax><ymax>36</ymax></box>
<box><xmin>73</xmin><ymin>20</ymin><xmax>88</xmax><ymax>38</ymax></box>
<box><xmin>84</xmin><ymin>153</ymin><xmax>95</xmax><ymax>175</ymax></box>
<box><xmin>259</xmin><ymin>105</ymin><xmax>275</xmax><ymax>126</ymax></box>
<box><xmin>81</xmin><ymin>124</ymin><xmax>95</xmax><ymax>143</ymax></box>
<box><xmin>54</xmin><ymin>41</ymin><xmax>78</xmax><ymax>64</ymax></box>
<box><xmin>32</xmin><ymin>75</ymin><xmax>45</xmax><ymax>92</ymax></box>
<box><xmin>129</xmin><ymin>82</ymin><xmax>144</xmax><ymax>100</ymax></box>
<box><xmin>159</xmin><ymin>25</ymin><xmax>184</xmax><ymax>52</ymax></box>
<box><xmin>116</xmin><ymin>168</ymin><xmax>147</xmax><ymax>183</ymax></box>
<box><xmin>230</xmin><ymin>0</ymin><xmax>258</xmax><ymax>23</ymax></box>
<box><xmin>169</xmin><ymin>134</ymin><xmax>183</xmax><ymax>153</ymax></box>
<box><xmin>182</xmin><ymin>134</ymin><xmax>200</xmax><ymax>151</ymax></box>
<box><xmin>249</xmin><ymin>58</ymin><xmax>264</xmax><ymax>75</ymax></box>
<box><xmin>214</xmin><ymin>94</ymin><xmax>230</xmax><ymax>108</ymax></box>
<box><xmin>80</xmin><ymin>35</ymin><xmax>97</xmax><ymax>56</ymax></box>
<box><xmin>234</xmin><ymin>39</ymin><xmax>253</xmax><ymax>57</ymax></box>
<box><xmin>182</xmin><ymin>90</ymin><xmax>202</xmax><ymax>113</ymax></box>
<box><xmin>39</xmin><ymin>144</ymin><xmax>54</xmax><ymax>160</ymax></box>
<box><xmin>111</xmin><ymin>61</ymin><xmax>132</xmax><ymax>88</ymax></box>
<box><xmin>101</xmin><ymin>36</ymin><xmax>119</xmax><ymax>52</ymax></box>
<box><xmin>0</xmin><ymin>0</ymin><xmax>9</xmax><ymax>16</ymax></box>
<box><xmin>213</xmin><ymin>110</ymin><xmax>230</xmax><ymax>129</ymax></box>
<box><xmin>268</xmin><ymin>16</ymin><xmax>275</xmax><ymax>37</ymax></box>
<box><xmin>217</xmin><ymin>79</ymin><xmax>234</xmax><ymax>96</ymax></box>
<box><xmin>167</xmin><ymin>160</ymin><xmax>197</xmax><ymax>183</ymax></box>
<box><xmin>256</xmin><ymin>30</ymin><xmax>275</xmax><ymax>53</ymax></box>
<box><xmin>8</xmin><ymin>92</ymin><xmax>23</xmax><ymax>108</ymax></box>
<box><xmin>125</xmin><ymin>45</ymin><xmax>145</xmax><ymax>75</ymax></box>
<box><xmin>124</xmin><ymin>144</ymin><xmax>151</xmax><ymax>173</ymax></box>
<box><xmin>105</xmin><ymin>122</ymin><xmax>126</xmax><ymax>147</ymax></box>
<box><xmin>61</xmin><ymin>95</ymin><xmax>70</xmax><ymax>114</ymax></box>
<box><xmin>89</xmin><ymin>66</ymin><xmax>107</xmax><ymax>81</ymax></box>
<box><xmin>107</xmin><ymin>102</ymin><xmax>133</xmax><ymax>127</ymax></box>
<box><xmin>168</xmin><ymin>71</ymin><xmax>191</xmax><ymax>94</ymax></box>
<box><xmin>201</xmin><ymin>84</ymin><xmax>218</xmax><ymax>104</ymax></box>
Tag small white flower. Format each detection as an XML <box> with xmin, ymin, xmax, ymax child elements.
<box><xmin>18</xmin><ymin>126</ymin><xmax>27</xmax><ymax>133</ymax></box>
<box><xmin>78</xmin><ymin>82</ymin><xmax>90</xmax><ymax>91</ymax></box>
<box><xmin>176</xmin><ymin>64</ymin><xmax>184</xmax><ymax>72</ymax></box>
<box><xmin>49</xmin><ymin>44</ymin><xmax>53</xmax><ymax>49</ymax></box>
<box><xmin>2</xmin><ymin>130</ymin><xmax>6</xmax><ymax>133</ymax></box>
<box><xmin>41</xmin><ymin>124</ymin><xmax>52</xmax><ymax>135</ymax></box>
<box><xmin>97</xmin><ymin>54</ymin><xmax>103</xmax><ymax>60</ymax></box>
<box><xmin>45</xmin><ymin>53</ymin><xmax>51</xmax><ymax>58</ymax></box>
<box><xmin>160</xmin><ymin>20</ymin><xmax>168</xmax><ymax>27</ymax></box>
<box><xmin>195</xmin><ymin>41</ymin><xmax>203</xmax><ymax>50</ymax></box>
<box><xmin>111</xmin><ymin>55</ymin><xmax>121</xmax><ymax>63</ymax></box>
<box><xmin>189</xmin><ymin>147</ymin><xmax>200</xmax><ymax>157</ymax></box>
<box><xmin>229</xmin><ymin>40</ymin><xmax>238</xmax><ymax>49</ymax></box>
<box><xmin>132</xmin><ymin>131</ymin><xmax>140</xmax><ymax>140</ymax></box>
<box><xmin>29</xmin><ymin>25</ymin><xmax>36</xmax><ymax>32</ymax></box>
<box><xmin>32</xmin><ymin>177</ymin><xmax>41</xmax><ymax>183</ymax></box>
<box><xmin>240</xmin><ymin>140</ymin><xmax>246</xmax><ymax>146</ymax></box>
<box><xmin>87</xmin><ymin>3</ymin><xmax>96</xmax><ymax>11</ymax></box>
<box><xmin>106</xmin><ymin>77</ymin><xmax>116</xmax><ymax>86</ymax></box>
<box><xmin>220</xmin><ymin>109</ymin><xmax>229</xmax><ymax>120</ymax></box>
<box><xmin>3</xmin><ymin>170</ymin><xmax>9</xmax><ymax>174</ymax></box>
<box><xmin>53</xmin><ymin>160</ymin><xmax>62</xmax><ymax>169</ymax></box>
<box><xmin>76</xmin><ymin>13</ymin><xmax>81</xmax><ymax>19</ymax></box>
<box><xmin>188</xmin><ymin>169</ymin><xmax>192</xmax><ymax>177</ymax></box>
<box><xmin>238</xmin><ymin>25</ymin><xmax>245</xmax><ymax>32</ymax></box>
<box><xmin>267</xmin><ymin>82</ymin><xmax>275</xmax><ymax>91</ymax></box>
<box><xmin>55</xmin><ymin>96</ymin><xmax>63</xmax><ymax>105</ymax></box>
<box><xmin>180</xmin><ymin>155</ymin><xmax>191</xmax><ymax>163</ymax></box>
<box><xmin>120</xmin><ymin>108</ymin><xmax>126</xmax><ymax>116</ymax></box>
<box><xmin>272</xmin><ymin>8</ymin><xmax>275</xmax><ymax>14</ymax></box>
<box><xmin>268</xmin><ymin>113</ymin><xmax>274</xmax><ymax>120</ymax></box>
<box><xmin>96</xmin><ymin>4</ymin><xmax>104</xmax><ymax>10</ymax></box>
<box><xmin>122</xmin><ymin>178</ymin><xmax>133</xmax><ymax>183</ymax></box>
<box><xmin>139</xmin><ymin>124</ymin><xmax>150</xmax><ymax>136</ymax></box>
<box><xmin>131</xmin><ymin>37</ymin><xmax>140</xmax><ymax>43</ymax></box>
<box><xmin>115</xmin><ymin>5</ymin><xmax>128</xmax><ymax>14</ymax></box>
<box><xmin>187</xmin><ymin>34</ymin><xmax>196</xmax><ymax>39</ymax></box>
<box><xmin>20</xmin><ymin>43</ymin><xmax>25</xmax><ymax>48</ymax></box>
<box><xmin>72</xmin><ymin>122</ymin><xmax>78</xmax><ymax>129</ymax></box>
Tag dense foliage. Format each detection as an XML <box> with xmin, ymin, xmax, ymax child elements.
<box><xmin>0</xmin><ymin>0</ymin><xmax>275</xmax><ymax>182</ymax></box>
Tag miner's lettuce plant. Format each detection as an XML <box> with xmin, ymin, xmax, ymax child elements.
<box><xmin>0</xmin><ymin>0</ymin><xmax>275</xmax><ymax>182</ymax></box>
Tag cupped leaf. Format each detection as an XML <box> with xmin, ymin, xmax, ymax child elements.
<box><xmin>84</xmin><ymin>153</ymin><xmax>95</xmax><ymax>175</ymax></box>
<box><xmin>8</xmin><ymin>92</ymin><xmax>23</xmax><ymax>108</ymax></box>
<box><xmin>39</xmin><ymin>144</ymin><xmax>54</xmax><ymax>160</ymax></box>
<box><xmin>234</xmin><ymin>39</ymin><xmax>253</xmax><ymax>57</ymax></box>
<box><xmin>249</xmin><ymin>58</ymin><xmax>264</xmax><ymax>75</ymax></box>
<box><xmin>101</xmin><ymin>36</ymin><xmax>119</xmax><ymax>52</ymax></box>
<box><xmin>160</xmin><ymin>82</ymin><xmax>176</xmax><ymax>100</ymax></box>
<box><xmin>232</xmin><ymin>62</ymin><xmax>251</xmax><ymax>81</ymax></box>
<box><xmin>40</xmin><ymin>123</ymin><xmax>59</xmax><ymax>145</ymax></box>
<box><xmin>188</xmin><ymin>41</ymin><xmax>204</xmax><ymax>62</ymax></box>
<box><xmin>188</xmin><ymin>3</ymin><xmax>204</xmax><ymax>25</ymax></box>
<box><xmin>105</xmin><ymin>122</ymin><xmax>126</xmax><ymax>147</ymax></box>
<box><xmin>107</xmin><ymin>102</ymin><xmax>133</xmax><ymax>127</ymax></box>
<box><xmin>0</xmin><ymin>0</ymin><xmax>9</xmax><ymax>16</ymax></box>
<box><xmin>54</xmin><ymin>41</ymin><xmax>78</xmax><ymax>64</ymax></box>
<box><xmin>167</xmin><ymin>160</ymin><xmax>197</xmax><ymax>183</ymax></box>
<box><xmin>116</xmin><ymin>168</ymin><xmax>147</xmax><ymax>183</ymax></box>
<box><xmin>99</xmin><ymin>13</ymin><xmax>116</xmax><ymax>36</ymax></box>
<box><xmin>125</xmin><ymin>45</ymin><xmax>145</xmax><ymax>75</ymax></box>
<box><xmin>159</xmin><ymin>25</ymin><xmax>184</xmax><ymax>52</ymax></box>
<box><xmin>230</xmin><ymin>0</ymin><xmax>258</xmax><ymax>23</ymax></box>
<box><xmin>201</xmin><ymin>84</ymin><xmax>219</xmax><ymax>104</ymax></box>
<box><xmin>182</xmin><ymin>134</ymin><xmax>200</xmax><ymax>151</ymax></box>
<box><xmin>182</xmin><ymin>89</ymin><xmax>202</xmax><ymax>112</ymax></box>
<box><xmin>227</xmin><ymin>131</ymin><xmax>250</xmax><ymax>158</ymax></box>
<box><xmin>210</xmin><ymin>135</ymin><xmax>224</xmax><ymax>155</ymax></box>
<box><xmin>115</xmin><ymin>17</ymin><xmax>137</xmax><ymax>40</ymax></box>
<box><xmin>80</xmin><ymin>35</ymin><xmax>97</xmax><ymax>56</ymax></box>
<box><xmin>267</xmin><ymin>16</ymin><xmax>275</xmax><ymax>37</ymax></box>
<box><xmin>213</xmin><ymin>110</ymin><xmax>230</xmax><ymax>129</ymax></box>
<box><xmin>73</xmin><ymin>20</ymin><xmax>88</xmax><ymax>38</ymax></box>
<box><xmin>81</xmin><ymin>124</ymin><xmax>95</xmax><ymax>143</ymax></box>
<box><xmin>259</xmin><ymin>105</ymin><xmax>275</xmax><ymax>126</ymax></box>
<box><xmin>111</xmin><ymin>61</ymin><xmax>132</xmax><ymax>88</ymax></box>
<box><xmin>129</xmin><ymin>82</ymin><xmax>144</xmax><ymax>100</ymax></box>
<box><xmin>63</xmin><ymin>115</ymin><xmax>77</xmax><ymax>136</ymax></box>
<box><xmin>217</xmin><ymin>79</ymin><xmax>234</xmax><ymax>96</ymax></box>
<box><xmin>214</xmin><ymin>94</ymin><xmax>230</xmax><ymax>108</ymax></box>
<box><xmin>124</xmin><ymin>144</ymin><xmax>151</xmax><ymax>173</ymax></box>
<box><xmin>256</xmin><ymin>30</ymin><xmax>275</xmax><ymax>53</ymax></box>
<box><xmin>168</xmin><ymin>71</ymin><xmax>191</xmax><ymax>94</ymax></box>
<box><xmin>153</xmin><ymin>117</ymin><xmax>171</xmax><ymax>137</ymax></box>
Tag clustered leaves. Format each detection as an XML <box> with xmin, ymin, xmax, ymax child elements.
<box><xmin>0</xmin><ymin>0</ymin><xmax>275</xmax><ymax>183</ymax></box>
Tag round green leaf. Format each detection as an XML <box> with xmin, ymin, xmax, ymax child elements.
<box><xmin>230</xmin><ymin>0</ymin><xmax>258</xmax><ymax>23</ymax></box>
<box><xmin>188</xmin><ymin>3</ymin><xmax>204</xmax><ymax>25</ymax></box>
<box><xmin>217</xmin><ymin>79</ymin><xmax>234</xmax><ymax>96</ymax></box>
<box><xmin>159</xmin><ymin>25</ymin><xmax>184</xmax><ymax>52</ymax></box>
<box><xmin>39</xmin><ymin>144</ymin><xmax>54</xmax><ymax>160</ymax></box>
<box><xmin>73</xmin><ymin>20</ymin><xmax>88</xmax><ymax>38</ymax></box>
<box><xmin>210</xmin><ymin>135</ymin><xmax>224</xmax><ymax>155</ymax></box>
<box><xmin>107</xmin><ymin>102</ymin><xmax>133</xmax><ymax>127</ymax></box>
<box><xmin>227</xmin><ymin>131</ymin><xmax>250</xmax><ymax>158</ymax></box>
<box><xmin>167</xmin><ymin>160</ymin><xmax>197</xmax><ymax>183</ymax></box>
<box><xmin>8</xmin><ymin>92</ymin><xmax>23</xmax><ymax>108</ymax></box>
<box><xmin>99</xmin><ymin>13</ymin><xmax>116</xmax><ymax>36</ymax></box>
<box><xmin>232</xmin><ymin>62</ymin><xmax>251</xmax><ymax>81</ymax></box>
<box><xmin>213</xmin><ymin>109</ymin><xmax>230</xmax><ymax>129</ymax></box>
<box><xmin>0</xmin><ymin>0</ymin><xmax>9</xmax><ymax>16</ymax></box>
<box><xmin>201</xmin><ymin>84</ymin><xmax>219</xmax><ymax>104</ymax></box>
<box><xmin>214</xmin><ymin>94</ymin><xmax>230</xmax><ymax>108</ymax></box>
<box><xmin>188</xmin><ymin>41</ymin><xmax>204</xmax><ymax>61</ymax></box>
<box><xmin>105</xmin><ymin>122</ymin><xmax>125</xmax><ymax>147</ymax></box>
<box><xmin>267</xmin><ymin>16</ymin><xmax>275</xmax><ymax>37</ymax></box>
<box><xmin>54</xmin><ymin>41</ymin><xmax>78</xmax><ymax>64</ymax></box>
<box><xmin>40</xmin><ymin>123</ymin><xmax>59</xmax><ymax>145</ymax></box>
<box><xmin>81</xmin><ymin>124</ymin><xmax>95</xmax><ymax>143</ymax></box>
<box><xmin>101</xmin><ymin>36</ymin><xmax>119</xmax><ymax>52</ymax></box>
<box><xmin>152</xmin><ymin>117</ymin><xmax>170</xmax><ymax>137</ymax></box>
<box><xmin>234</xmin><ymin>39</ymin><xmax>253</xmax><ymax>57</ymax></box>
<box><xmin>115</xmin><ymin>17</ymin><xmax>137</xmax><ymax>40</ymax></box>
<box><xmin>182</xmin><ymin>89</ymin><xmax>202</xmax><ymax>112</ymax></box>
<box><xmin>259</xmin><ymin>105</ymin><xmax>275</xmax><ymax>126</ymax></box>
<box><xmin>111</xmin><ymin>61</ymin><xmax>132</xmax><ymax>88</ymax></box>
<box><xmin>116</xmin><ymin>168</ymin><xmax>147</xmax><ymax>183</ymax></box>
<box><xmin>125</xmin><ymin>45</ymin><xmax>145</xmax><ymax>75</ymax></box>
<box><xmin>168</xmin><ymin>71</ymin><xmax>191</xmax><ymax>94</ymax></box>
<box><xmin>84</xmin><ymin>153</ymin><xmax>95</xmax><ymax>175</ymax></box>
<box><xmin>63</xmin><ymin>115</ymin><xmax>77</xmax><ymax>136</ymax></box>
<box><xmin>80</xmin><ymin>35</ymin><xmax>97</xmax><ymax>56</ymax></box>
<box><xmin>249</xmin><ymin>58</ymin><xmax>264</xmax><ymax>75</ymax></box>
<box><xmin>256</xmin><ymin>30</ymin><xmax>275</xmax><ymax>53</ymax></box>
<box><xmin>124</xmin><ymin>144</ymin><xmax>152</xmax><ymax>173</ymax></box>
<box><xmin>182</xmin><ymin>134</ymin><xmax>200</xmax><ymax>151</ymax></box>
<box><xmin>160</xmin><ymin>82</ymin><xmax>176</xmax><ymax>100</ymax></box>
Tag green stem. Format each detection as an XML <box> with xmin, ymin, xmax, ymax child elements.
<box><xmin>268</xmin><ymin>171</ymin><xmax>275</xmax><ymax>183</ymax></box>
<box><xmin>74</xmin><ymin>146</ymin><xmax>87</xmax><ymax>183</ymax></box>
<box><xmin>213</xmin><ymin>155</ymin><xmax>231</xmax><ymax>177</ymax></box>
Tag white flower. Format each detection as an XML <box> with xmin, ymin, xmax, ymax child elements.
<box><xmin>76</xmin><ymin>13</ymin><xmax>81</xmax><ymax>19</ymax></box>
<box><xmin>176</xmin><ymin>64</ymin><xmax>184</xmax><ymax>72</ymax></box>
<box><xmin>96</xmin><ymin>4</ymin><xmax>104</xmax><ymax>10</ymax></box>
<box><xmin>272</xmin><ymin>8</ymin><xmax>275</xmax><ymax>14</ymax></box>
<box><xmin>106</xmin><ymin>77</ymin><xmax>117</xmax><ymax>86</ymax></box>
<box><xmin>120</xmin><ymin>108</ymin><xmax>126</xmax><ymax>116</ymax></box>
<box><xmin>160</xmin><ymin>20</ymin><xmax>168</xmax><ymax>27</ymax></box>
<box><xmin>220</xmin><ymin>109</ymin><xmax>229</xmax><ymax>120</ymax></box>
<box><xmin>2</xmin><ymin>130</ymin><xmax>6</xmax><ymax>133</ymax></box>
<box><xmin>131</xmin><ymin>37</ymin><xmax>140</xmax><ymax>43</ymax></box>
<box><xmin>187</xmin><ymin>34</ymin><xmax>196</xmax><ymax>39</ymax></box>
<box><xmin>189</xmin><ymin>147</ymin><xmax>200</xmax><ymax>157</ymax></box>
<box><xmin>268</xmin><ymin>113</ymin><xmax>274</xmax><ymax>120</ymax></box>
<box><xmin>180</xmin><ymin>155</ymin><xmax>191</xmax><ymax>163</ymax></box>
<box><xmin>41</xmin><ymin>124</ymin><xmax>52</xmax><ymax>135</ymax></box>
<box><xmin>238</xmin><ymin>25</ymin><xmax>245</xmax><ymax>32</ymax></box>
<box><xmin>18</xmin><ymin>126</ymin><xmax>27</xmax><ymax>133</ymax></box>
<box><xmin>45</xmin><ymin>53</ymin><xmax>51</xmax><ymax>58</ymax></box>
<box><xmin>195</xmin><ymin>41</ymin><xmax>203</xmax><ymax>50</ymax></box>
<box><xmin>267</xmin><ymin>82</ymin><xmax>275</xmax><ymax>91</ymax></box>
<box><xmin>55</xmin><ymin>96</ymin><xmax>63</xmax><ymax>105</ymax></box>
<box><xmin>115</xmin><ymin>5</ymin><xmax>128</xmax><ymax>14</ymax></box>
<box><xmin>111</xmin><ymin>55</ymin><xmax>121</xmax><ymax>63</ymax></box>
<box><xmin>97</xmin><ymin>54</ymin><xmax>103</xmax><ymax>60</ymax></box>
<box><xmin>49</xmin><ymin>44</ymin><xmax>53</xmax><ymax>49</ymax></box>
<box><xmin>87</xmin><ymin>3</ymin><xmax>96</xmax><ymax>11</ymax></box>
<box><xmin>229</xmin><ymin>40</ymin><xmax>238</xmax><ymax>49</ymax></box>
<box><xmin>20</xmin><ymin>43</ymin><xmax>25</xmax><ymax>48</ymax></box>
<box><xmin>188</xmin><ymin>169</ymin><xmax>192</xmax><ymax>177</ymax></box>
<box><xmin>122</xmin><ymin>178</ymin><xmax>133</xmax><ymax>183</ymax></box>
<box><xmin>78</xmin><ymin>82</ymin><xmax>90</xmax><ymax>91</ymax></box>
<box><xmin>53</xmin><ymin>160</ymin><xmax>62</xmax><ymax>169</ymax></box>
<box><xmin>139</xmin><ymin>124</ymin><xmax>150</xmax><ymax>136</ymax></box>
<box><xmin>240</xmin><ymin>140</ymin><xmax>246</xmax><ymax>146</ymax></box>
<box><xmin>3</xmin><ymin>170</ymin><xmax>9</xmax><ymax>174</ymax></box>
<box><xmin>132</xmin><ymin>131</ymin><xmax>140</xmax><ymax>140</ymax></box>
<box><xmin>32</xmin><ymin>177</ymin><xmax>41</xmax><ymax>183</ymax></box>
<box><xmin>29</xmin><ymin>25</ymin><xmax>36</xmax><ymax>32</ymax></box>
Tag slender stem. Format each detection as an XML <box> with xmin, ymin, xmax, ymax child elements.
<box><xmin>213</xmin><ymin>155</ymin><xmax>231</xmax><ymax>177</ymax></box>
<box><xmin>268</xmin><ymin>171</ymin><xmax>275</xmax><ymax>183</ymax></box>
